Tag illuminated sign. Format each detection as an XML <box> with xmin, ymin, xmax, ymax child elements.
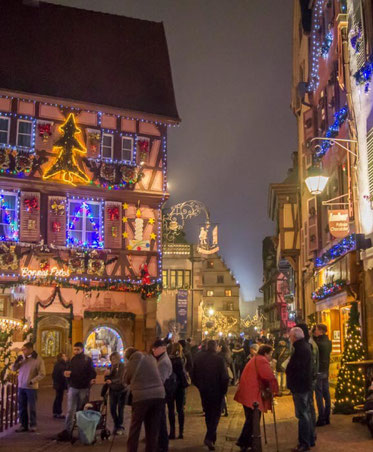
<box><xmin>328</xmin><ymin>210</ymin><xmax>350</xmax><ymax>239</ymax></box>
<box><xmin>21</xmin><ymin>267</ymin><xmax>70</xmax><ymax>278</ymax></box>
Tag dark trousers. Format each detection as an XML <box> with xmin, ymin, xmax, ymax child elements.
<box><xmin>308</xmin><ymin>390</ymin><xmax>316</xmax><ymax>445</ymax></box>
<box><xmin>127</xmin><ymin>398</ymin><xmax>164</xmax><ymax>452</ymax></box>
<box><xmin>109</xmin><ymin>390</ymin><xmax>125</xmax><ymax>429</ymax></box>
<box><xmin>19</xmin><ymin>388</ymin><xmax>37</xmax><ymax>429</ymax></box>
<box><xmin>167</xmin><ymin>386</ymin><xmax>185</xmax><ymax>436</ymax></box>
<box><xmin>315</xmin><ymin>372</ymin><xmax>331</xmax><ymax>422</ymax></box>
<box><xmin>158</xmin><ymin>402</ymin><xmax>169</xmax><ymax>452</ymax></box>
<box><xmin>292</xmin><ymin>392</ymin><xmax>312</xmax><ymax>449</ymax></box>
<box><xmin>237</xmin><ymin>406</ymin><xmax>261</xmax><ymax>448</ymax></box>
<box><xmin>53</xmin><ymin>388</ymin><xmax>65</xmax><ymax>415</ymax></box>
<box><xmin>201</xmin><ymin>394</ymin><xmax>223</xmax><ymax>443</ymax></box>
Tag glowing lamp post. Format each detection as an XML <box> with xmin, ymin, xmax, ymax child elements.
<box><xmin>305</xmin><ymin>166</ymin><xmax>329</xmax><ymax>195</ymax></box>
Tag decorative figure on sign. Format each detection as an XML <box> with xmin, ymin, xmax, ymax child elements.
<box><xmin>199</xmin><ymin>226</ymin><xmax>207</xmax><ymax>246</ymax></box>
<box><xmin>43</xmin><ymin>113</ymin><xmax>89</xmax><ymax>186</ymax></box>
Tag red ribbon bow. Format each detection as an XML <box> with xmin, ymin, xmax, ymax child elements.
<box><xmin>138</xmin><ymin>140</ymin><xmax>149</xmax><ymax>153</ymax></box>
<box><xmin>107</xmin><ymin>207</ymin><xmax>119</xmax><ymax>221</ymax></box>
<box><xmin>24</xmin><ymin>197</ymin><xmax>39</xmax><ymax>212</ymax></box>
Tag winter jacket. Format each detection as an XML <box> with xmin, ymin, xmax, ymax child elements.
<box><xmin>124</xmin><ymin>351</ymin><xmax>165</xmax><ymax>403</ymax></box>
<box><xmin>315</xmin><ymin>334</ymin><xmax>332</xmax><ymax>374</ymax></box>
<box><xmin>272</xmin><ymin>345</ymin><xmax>290</xmax><ymax>373</ymax></box>
<box><xmin>67</xmin><ymin>353</ymin><xmax>96</xmax><ymax>389</ymax></box>
<box><xmin>12</xmin><ymin>351</ymin><xmax>45</xmax><ymax>389</ymax></box>
<box><xmin>52</xmin><ymin>360</ymin><xmax>68</xmax><ymax>391</ymax></box>
<box><xmin>156</xmin><ymin>352</ymin><xmax>172</xmax><ymax>384</ymax></box>
<box><xmin>309</xmin><ymin>337</ymin><xmax>319</xmax><ymax>384</ymax></box>
<box><xmin>286</xmin><ymin>338</ymin><xmax>312</xmax><ymax>394</ymax></box>
<box><xmin>232</xmin><ymin>346</ymin><xmax>246</xmax><ymax>370</ymax></box>
<box><xmin>170</xmin><ymin>355</ymin><xmax>187</xmax><ymax>388</ymax></box>
<box><xmin>104</xmin><ymin>362</ymin><xmax>126</xmax><ymax>392</ymax></box>
<box><xmin>234</xmin><ymin>355</ymin><xmax>278</xmax><ymax>413</ymax></box>
<box><xmin>192</xmin><ymin>350</ymin><xmax>229</xmax><ymax>400</ymax></box>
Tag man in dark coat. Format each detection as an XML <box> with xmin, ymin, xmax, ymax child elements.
<box><xmin>192</xmin><ymin>340</ymin><xmax>229</xmax><ymax>451</ymax></box>
<box><xmin>314</xmin><ymin>324</ymin><xmax>332</xmax><ymax>426</ymax></box>
<box><xmin>286</xmin><ymin>327</ymin><xmax>313</xmax><ymax>452</ymax></box>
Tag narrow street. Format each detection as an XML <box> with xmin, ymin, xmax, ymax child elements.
<box><xmin>0</xmin><ymin>385</ymin><xmax>371</xmax><ymax>452</ymax></box>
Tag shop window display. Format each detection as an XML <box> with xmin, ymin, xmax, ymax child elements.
<box><xmin>41</xmin><ymin>329</ymin><xmax>61</xmax><ymax>357</ymax></box>
<box><xmin>85</xmin><ymin>326</ymin><xmax>124</xmax><ymax>367</ymax></box>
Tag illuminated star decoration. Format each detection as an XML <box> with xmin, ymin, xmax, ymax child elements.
<box><xmin>43</xmin><ymin>113</ymin><xmax>89</xmax><ymax>186</ymax></box>
<box><xmin>148</xmin><ymin>218</ymin><xmax>155</xmax><ymax>225</ymax></box>
<box><xmin>122</xmin><ymin>231</ymin><xmax>128</xmax><ymax>238</ymax></box>
<box><xmin>122</xmin><ymin>217</ymin><xmax>128</xmax><ymax>223</ymax></box>
<box><xmin>122</xmin><ymin>203</ymin><xmax>128</xmax><ymax>210</ymax></box>
<box><xmin>150</xmin><ymin>233</ymin><xmax>156</xmax><ymax>240</ymax></box>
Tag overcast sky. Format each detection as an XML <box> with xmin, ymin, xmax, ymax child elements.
<box><xmin>48</xmin><ymin>0</ymin><xmax>297</xmax><ymax>300</ymax></box>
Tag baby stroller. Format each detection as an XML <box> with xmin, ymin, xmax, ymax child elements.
<box><xmin>73</xmin><ymin>393</ymin><xmax>111</xmax><ymax>444</ymax></box>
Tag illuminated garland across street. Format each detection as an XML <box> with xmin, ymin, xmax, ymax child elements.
<box><xmin>315</xmin><ymin>106</ymin><xmax>349</xmax><ymax>158</ymax></box>
<box><xmin>312</xmin><ymin>279</ymin><xmax>346</xmax><ymax>301</ymax></box>
<box><xmin>314</xmin><ymin>234</ymin><xmax>356</xmax><ymax>268</ymax></box>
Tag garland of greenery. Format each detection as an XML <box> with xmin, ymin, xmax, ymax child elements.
<box><xmin>312</xmin><ymin>279</ymin><xmax>346</xmax><ymax>301</ymax></box>
<box><xmin>84</xmin><ymin>311</ymin><xmax>135</xmax><ymax>320</ymax></box>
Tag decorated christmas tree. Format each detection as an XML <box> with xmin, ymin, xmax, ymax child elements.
<box><xmin>43</xmin><ymin>113</ymin><xmax>89</xmax><ymax>186</ymax></box>
<box><xmin>334</xmin><ymin>302</ymin><xmax>366</xmax><ymax>414</ymax></box>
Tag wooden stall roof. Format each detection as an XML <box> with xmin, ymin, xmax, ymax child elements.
<box><xmin>0</xmin><ymin>0</ymin><xmax>180</xmax><ymax>121</ymax></box>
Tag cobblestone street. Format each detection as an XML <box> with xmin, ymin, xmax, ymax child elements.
<box><xmin>0</xmin><ymin>385</ymin><xmax>371</xmax><ymax>452</ymax></box>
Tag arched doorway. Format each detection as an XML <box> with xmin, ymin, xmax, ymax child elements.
<box><xmin>85</xmin><ymin>325</ymin><xmax>125</xmax><ymax>367</ymax></box>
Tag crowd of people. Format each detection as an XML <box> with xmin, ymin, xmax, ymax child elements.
<box><xmin>11</xmin><ymin>323</ymin><xmax>335</xmax><ymax>452</ymax></box>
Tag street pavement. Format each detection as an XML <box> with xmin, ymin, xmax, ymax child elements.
<box><xmin>0</xmin><ymin>384</ymin><xmax>372</xmax><ymax>452</ymax></box>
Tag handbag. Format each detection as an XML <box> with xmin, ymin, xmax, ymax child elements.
<box><xmin>181</xmin><ymin>370</ymin><xmax>191</xmax><ymax>389</ymax></box>
<box><xmin>254</xmin><ymin>356</ymin><xmax>273</xmax><ymax>402</ymax></box>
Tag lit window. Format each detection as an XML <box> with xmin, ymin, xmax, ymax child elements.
<box><xmin>217</xmin><ymin>275</ymin><xmax>224</xmax><ymax>284</ymax></box>
<box><xmin>0</xmin><ymin>118</ymin><xmax>10</xmax><ymax>144</ymax></box>
<box><xmin>162</xmin><ymin>271</ymin><xmax>168</xmax><ymax>288</ymax></box>
<box><xmin>102</xmin><ymin>133</ymin><xmax>114</xmax><ymax>159</ymax></box>
<box><xmin>17</xmin><ymin>120</ymin><xmax>33</xmax><ymax>148</ymax></box>
<box><xmin>184</xmin><ymin>271</ymin><xmax>191</xmax><ymax>288</ymax></box>
<box><xmin>122</xmin><ymin>137</ymin><xmax>133</xmax><ymax>161</ymax></box>
<box><xmin>225</xmin><ymin>289</ymin><xmax>232</xmax><ymax>297</ymax></box>
<box><xmin>0</xmin><ymin>192</ymin><xmax>18</xmax><ymax>241</ymax></box>
<box><xmin>177</xmin><ymin>270</ymin><xmax>184</xmax><ymax>288</ymax></box>
<box><xmin>170</xmin><ymin>270</ymin><xmax>176</xmax><ymax>289</ymax></box>
<box><xmin>207</xmin><ymin>290</ymin><xmax>214</xmax><ymax>297</ymax></box>
<box><xmin>207</xmin><ymin>261</ymin><xmax>214</xmax><ymax>268</ymax></box>
<box><xmin>67</xmin><ymin>200</ymin><xmax>103</xmax><ymax>248</ymax></box>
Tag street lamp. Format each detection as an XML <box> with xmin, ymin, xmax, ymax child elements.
<box><xmin>208</xmin><ymin>308</ymin><xmax>214</xmax><ymax>316</ymax></box>
<box><xmin>305</xmin><ymin>166</ymin><xmax>329</xmax><ymax>195</ymax></box>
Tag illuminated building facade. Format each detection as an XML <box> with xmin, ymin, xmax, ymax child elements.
<box><xmin>0</xmin><ymin>0</ymin><xmax>179</xmax><ymax>371</ymax></box>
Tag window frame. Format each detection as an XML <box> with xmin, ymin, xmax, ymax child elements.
<box><xmin>16</xmin><ymin>119</ymin><xmax>33</xmax><ymax>148</ymax></box>
<box><xmin>121</xmin><ymin>136</ymin><xmax>134</xmax><ymax>162</ymax></box>
<box><xmin>225</xmin><ymin>289</ymin><xmax>232</xmax><ymax>297</ymax></box>
<box><xmin>101</xmin><ymin>133</ymin><xmax>114</xmax><ymax>160</ymax></box>
<box><xmin>0</xmin><ymin>191</ymin><xmax>19</xmax><ymax>241</ymax></box>
<box><xmin>67</xmin><ymin>199</ymin><xmax>103</xmax><ymax>249</ymax></box>
<box><xmin>206</xmin><ymin>290</ymin><xmax>214</xmax><ymax>297</ymax></box>
<box><xmin>217</xmin><ymin>275</ymin><xmax>224</xmax><ymax>284</ymax></box>
<box><xmin>162</xmin><ymin>270</ymin><xmax>168</xmax><ymax>289</ymax></box>
<box><xmin>0</xmin><ymin>117</ymin><xmax>10</xmax><ymax>145</ymax></box>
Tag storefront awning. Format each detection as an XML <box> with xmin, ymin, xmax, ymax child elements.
<box><xmin>315</xmin><ymin>291</ymin><xmax>348</xmax><ymax>312</ymax></box>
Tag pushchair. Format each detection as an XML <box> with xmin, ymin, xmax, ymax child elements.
<box><xmin>72</xmin><ymin>392</ymin><xmax>111</xmax><ymax>444</ymax></box>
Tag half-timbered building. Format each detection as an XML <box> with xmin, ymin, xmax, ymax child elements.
<box><xmin>0</xmin><ymin>0</ymin><xmax>179</xmax><ymax>372</ymax></box>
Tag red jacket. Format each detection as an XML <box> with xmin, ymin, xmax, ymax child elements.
<box><xmin>234</xmin><ymin>355</ymin><xmax>278</xmax><ymax>412</ymax></box>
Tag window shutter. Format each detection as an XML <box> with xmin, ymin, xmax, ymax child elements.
<box><xmin>303</xmin><ymin>108</ymin><xmax>315</xmax><ymax>147</ymax></box>
<box><xmin>47</xmin><ymin>196</ymin><xmax>67</xmax><ymax>246</ymax></box>
<box><xmin>326</xmin><ymin>82</ymin><xmax>335</xmax><ymax>127</ymax></box>
<box><xmin>353</xmin><ymin>0</ymin><xmax>366</xmax><ymax>72</ymax></box>
<box><xmin>367</xmin><ymin>128</ymin><xmax>373</xmax><ymax>198</ymax></box>
<box><xmin>104</xmin><ymin>201</ymin><xmax>122</xmax><ymax>249</ymax></box>
<box><xmin>20</xmin><ymin>192</ymin><xmax>40</xmax><ymax>242</ymax></box>
<box><xmin>307</xmin><ymin>197</ymin><xmax>318</xmax><ymax>254</ymax></box>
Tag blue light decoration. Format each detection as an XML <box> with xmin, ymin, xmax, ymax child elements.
<box><xmin>320</xmin><ymin>31</ymin><xmax>333</xmax><ymax>59</ymax></box>
<box><xmin>353</xmin><ymin>54</ymin><xmax>373</xmax><ymax>93</ymax></box>
<box><xmin>308</xmin><ymin>0</ymin><xmax>325</xmax><ymax>91</ymax></box>
<box><xmin>340</xmin><ymin>0</ymin><xmax>347</xmax><ymax>13</ymax></box>
<box><xmin>315</xmin><ymin>106</ymin><xmax>349</xmax><ymax>158</ymax></box>
<box><xmin>314</xmin><ymin>234</ymin><xmax>356</xmax><ymax>268</ymax></box>
<box><xmin>0</xmin><ymin>193</ymin><xmax>19</xmax><ymax>242</ymax></box>
<box><xmin>312</xmin><ymin>279</ymin><xmax>346</xmax><ymax>301</ymax></box>
<box><xmin>67</xmin><ymin>200</ymin><xmax>103</xmax><ymax>249</ymax></box>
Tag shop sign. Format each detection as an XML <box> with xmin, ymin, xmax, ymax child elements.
<box><xmin>176</xmin><ymin>289</ymin><xmax>188</xmax><ymax>334</ymax></box>
<box><xmin>328</xmin><ymin>210</ymin><xmax>349</xmax><ymax>239</ymax></box>
<box><xmin>21</xmin><ymin>266</ymin><xmax>70</xmax><ymax>278</ymax></box>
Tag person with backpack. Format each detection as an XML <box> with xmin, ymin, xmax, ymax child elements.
<box><xmin>52</xmin><ymin>353</ymin><xmax>68</xmax><ymax>418</ymax></box>
<box><xmin>57</xmin><ymin>342</ymin><xmax>96</xmax><ymax>441</ymax></box>
<box><xmin>152</xmin><ymin>339</ymin><xmax>173</xmax><ymax>452</ymax></box>
<box><xmin>124</xmin><ymin>347</ymin><xmax>166</xmax><ymax>452</ymax></box>
<box><xmin>167</xmin><ymin>342</ymin><xmax>189</xmax><ymax>440</ymax></box>
<box><xmin>104</xmin><ymin>351</ymin><xmax>127</xmax><ymax>435</ymax></box>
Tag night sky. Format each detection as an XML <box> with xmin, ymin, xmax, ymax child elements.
<box><xmin>48</xmin><ymin>0</ymin><xmax>297</xmax><ymax>300</ymax></box>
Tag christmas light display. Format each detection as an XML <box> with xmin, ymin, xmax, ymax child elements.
<box><xmin>0</xmin><ymin>194</ymin><xmax>19</xmax><ymax>242</ymax></box>
<box><xmin>334</xmin><ymin>302</ymin><xmax>366</xmax><ymax>414</ymax></box>
<box><xmin>308</xmin><ymin>0</ymin><xmax>325</xmax><ymax>91</ymax></box>
<box><xmin>315</xmin><ymin>106</ymin><xmax>349</xmax><ymax>158</ymax></box>
<box><xmin>354</xmin><ymin>54</ymin><xmax>373</xmax><ymax>93</ymax></box>
<box><xmin>202</xmin><ymin>307</ymin><xmax>238</xmax><ymax>337</ymax></box>
<box><xmin>314</xmin><ymin>234</ymin><xmax>356</xmax><ymax>268</ymax></box>
<box><xmin>67</xmin><ymin>200</ymin><xmax>103</xmax><ymax>249</ymax></box>
<box><xmin>312</xmin><ymin>279</ymin><xmax>346</xmax><ymax>301</ymax></box>
<box><xmin>320</xmin><ymin>31</ymin><xmax>333</xmax><ymax>58</ymax></box>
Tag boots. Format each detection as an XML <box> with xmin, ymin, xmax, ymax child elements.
<box><xmin>178</xmin><ymin>411</ymin><xmax>184</xmax><ymax>439</ymax></box>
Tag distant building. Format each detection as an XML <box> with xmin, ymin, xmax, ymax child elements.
<box><xmin>158</xmin><ymin>243</ymin><xmax>240</xmax><ymax>340</ymax></box>
<box><xmin>240</xmin><ymin>297</ymin><xmax>263</xmax><ymax>319</ymax></box>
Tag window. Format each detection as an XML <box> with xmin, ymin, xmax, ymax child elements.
<box><xmin>102</xmin><ymin>133</ymin><xmax>114</xmax><ymax>159</ymax></box>
<box><xmin>170</xmin><ymin>270</ymin><xmax>176</xmax><ymax>289</ymax></box>
<box><xmin>225</xmin><ymin>289</ymin><xmax>232</xmax><ymax>297</ymax></box>
<box><xmin>0</xmin><ymin>192</ymin><xmax>18</xmax><ymax>241</ymax></box>
<box><xmin>207</xmin><ymin>261</ymin><xmax>214</xmax><ymax>269</ymax></box>
<box><xmin>207</xmin><ymin>290</ymin><xmax>214</xmax><ymax>297</ymax></box>
<box><xmin>17</xmin><ymin>120</ymin><xmax>33</xmax><ymax>148</ymax></box>
<box><xmin>0</xmin><ymin>118</ymin><xmax>10</xmax><ymax>144</ymax></box>
<box><xmin>217</xmin><ymin>275</ymin><xmax>224</xmax><ymax>284</ymax></box>
<box><xmin>168</xmin><ymin>270</ymin><xmax>191</xmax><ymax>289</ymax></box>
<box><xmin>122</xmin><ymin>137</ymin><xmax>133</xmax><ymax>161</ymax></box>
<box><xmin>67</xmin><ymin>200</ymin><xmax>103</xmax><ymax>248</ymax></box>
<box><xmin>184</xmin><ymin>271</ymin><xmax>191</xmax><ymax>288</ymax></box>
<box><xmin>162</xmin><ymin>271</ymin><xmax>168</xmax><ymax>288</ymax></box>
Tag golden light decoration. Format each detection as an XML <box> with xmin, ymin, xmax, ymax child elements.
<box><xmin>202</xmin><ymin>307</ymin><xmax>238</xmax><ymax>337</ymax></box>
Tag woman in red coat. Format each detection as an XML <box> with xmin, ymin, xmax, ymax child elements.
<box><xmin>234</xmin><ymin>344</ymin><xmax>278</xmax><ymax>452</ymax></box>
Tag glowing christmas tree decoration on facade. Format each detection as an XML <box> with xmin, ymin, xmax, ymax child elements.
<box><xmin>43</xmin><ymin>113</ymin><xmax>89</xmax><ymax>186</ymax></box>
